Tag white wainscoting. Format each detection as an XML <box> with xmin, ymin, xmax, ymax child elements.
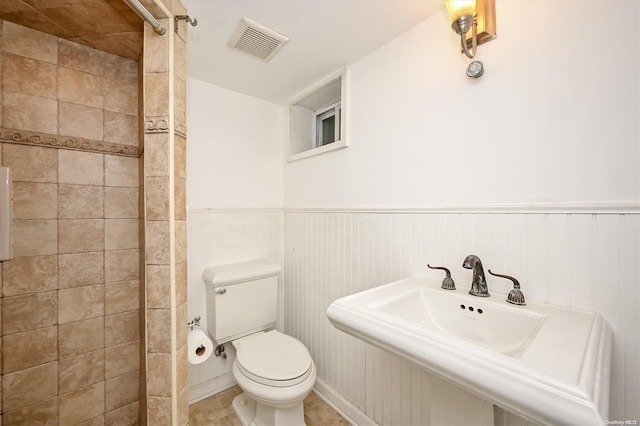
<box><xmin>283</xmin><ymin>210</ymin><xmax>640</xmax><ymax>424</ymax></box>
<box><xmin>187</xmin><ymin>209</ymin><xmax>284</xmax><ymax>401</ymax></box>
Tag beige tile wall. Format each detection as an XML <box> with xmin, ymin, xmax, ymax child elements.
<box><xmin>174</xmin><ymin>3</ymin><xmax>189</xmax><ymax>422</ymax></box>
<box><xmin>0</xmin><ymin>20</ymin><xmax>141</xmax><ymax>425</ymax></box>
<box><xmin>142</xmin><ymin>0</ymin><xmax>189</xmax><ymax>422</ymax></box>
<box><xmin>143</xmin><ymin>17</ymin><xmax>174</xmax><ymax>424</ymax></box>
<box><xmin>1</xmin><ymin>20</ymin><xmax>139</xmax><ymax>152</ymax></box>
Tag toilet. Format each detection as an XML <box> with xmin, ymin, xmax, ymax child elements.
<box><xmin>203</xmin><ymin>260</ymin><xmax>316</xmax><ymax>426</ymax></box>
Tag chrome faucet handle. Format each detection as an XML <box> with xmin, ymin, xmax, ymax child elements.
<box><xmin>488</xmin><ymin>270</ymin><xmax>526</xmax><ymax>306</ymax></box>
<box><xmin>427</xmin><ymin>264</ymin><xmax>456</xmax><ymax>290</ymax></box>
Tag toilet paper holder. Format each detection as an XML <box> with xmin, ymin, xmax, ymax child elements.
<box><xmin>187</xmin><ymin>315</ymin><xmax>201</xmax><ymax>330</ymax></box>
<box><xmin>187</xmin><ymin>316</ymin><xmax>227</xmax><ymax>359</ymax></box>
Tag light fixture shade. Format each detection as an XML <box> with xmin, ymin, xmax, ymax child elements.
<box><xmin>445</xmin><ymin>0</ymin><xmax>477</xmax><ymax>22</ymax></box>
<box><xmin>446</xmin><ymin>0</ymin><xmax>496</xmax><ymax>54</ymax></box>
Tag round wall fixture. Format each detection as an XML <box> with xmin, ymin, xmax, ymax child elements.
<box><xmin>466</xmin><ymin>60</ymin><xmax>484</xmax><ymax>78</ymax></box>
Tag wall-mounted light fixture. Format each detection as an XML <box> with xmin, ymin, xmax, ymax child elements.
<box><xmin>445</xmin><ymin>0</ymin><xmax>496</xmax><ymax>59</ymax></box>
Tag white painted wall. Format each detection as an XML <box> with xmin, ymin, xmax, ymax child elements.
<box><xmin>185</xmin><ymin>1</ymin><xmax>640</xmax><ymax>422</ymax></box>
<box><xmin>283</xmin><ymin>0</ymin><xmax>640</xmax><ymax>208</ymax></box>
<box><xmin>187</xmin><ymin>78</ymin><xmax>285</xmax><ymax>209</ymax></box>
<box><xmin>186</xmin><ymin>78</ymin><xmax>285</xmax><ymax>400</ymax></box>
<box><xmin>279</xmin><ymin>0</ymin><xmax>640</xmax><ymax>424</ymax></box>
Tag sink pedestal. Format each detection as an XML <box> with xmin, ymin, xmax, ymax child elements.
<box><xmin>428</xmin><ymin>374</ymin><xmax>494</xmax><ymax>426</ymax></box>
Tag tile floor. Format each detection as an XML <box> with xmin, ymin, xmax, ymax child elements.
<box><xmin>189</xmin><ymin>385</ymin><xmax>350</xmax><ymax>426</ymax></box>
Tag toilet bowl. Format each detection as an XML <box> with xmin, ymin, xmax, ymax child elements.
<box><xmin>231</xmin><ymin>330</ymin><xmax>317</xmax><ymax>426</ymax></box>
<box><xmin>202</xmin><ymin>261</ymin><xmax>317</xmax><ymax>426</ymax></box>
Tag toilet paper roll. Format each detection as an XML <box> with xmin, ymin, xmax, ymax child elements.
<box><xmin>188</xmin><ymin>329</ymin><xmax>214</xmax><ymax>365</ymax></box>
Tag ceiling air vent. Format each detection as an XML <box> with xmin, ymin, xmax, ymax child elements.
<box><xmin>228</xmin><ymin>17</ymin><xmax>289</xmax><ymax>62</ymax></box>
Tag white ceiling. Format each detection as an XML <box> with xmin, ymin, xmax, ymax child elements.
<box><xmin>182</xmin><ymin>0</ymin><xmax>443</xmax><ymax>104</ymax></box>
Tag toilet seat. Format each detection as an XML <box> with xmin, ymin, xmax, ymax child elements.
<box><xmin>234</xmin><ymin>330</ymin><xmax>312</xmax><ymax>388</ymax></box>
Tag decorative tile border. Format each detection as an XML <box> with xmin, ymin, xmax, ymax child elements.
<box><xmin>145</xmin><ymin>116</ymin><xmax>187</xmax><ymax>138</ymax></box>
<box><xmin>144</xmin><ymin>116</ymin><xmax>169</xmax><ymax>134</ymax></box>
<box><xmin>0</xmin><ymin>128</ymin><xmax>140</xmax><ymax>158</ymax></box>
<box><xmin>175</xmin><ymin>124</ymin><xmax>187</xmax><ymax>138</ymax></box>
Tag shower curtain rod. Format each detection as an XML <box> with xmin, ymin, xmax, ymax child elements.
<box><xmin>123</xmin><ymin>0</ymin><xmax>166</xmax><ymax>35</ymax></box>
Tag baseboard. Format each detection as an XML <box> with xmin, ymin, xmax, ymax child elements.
<box><xmin>313</xmin><ymin>378</ymin><xmax>377</xmax><ymax>426</ymax></box>
<box><xmin>189</xmin><ymin>373</ymin><xmax>376</xmax><ymax>425</ymax></box>
<box><xmin>188</xmin><ymin>372</ymin><xmax>237</xmax><ymax>404</ymax></box>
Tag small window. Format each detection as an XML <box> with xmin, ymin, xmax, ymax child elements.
<box><xmin>288</xmin><ymin>68</ymin><xmax>348</xmax><ymax>162</ymax></box>
<box><xmin>315</xmin><ymin>101</ymin><xmax>340</xmax><ymax>147</ymax></box>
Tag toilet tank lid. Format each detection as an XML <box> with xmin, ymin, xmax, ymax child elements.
<box><xmin>203</xmin><ymin>260</ymin><xmax>282</xmax><ymax>286</ymax></box>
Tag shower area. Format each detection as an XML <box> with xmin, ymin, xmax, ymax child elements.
<box><xmin>0</xmin><ymin>0</ymin><xmax>188</xmax><ymax>424</ymax></box>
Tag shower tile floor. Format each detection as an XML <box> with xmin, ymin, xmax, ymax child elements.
<box><xmin>189</xmin><ymin>385</ymin><xmax>350</xmax><ymax>425</ymax></box>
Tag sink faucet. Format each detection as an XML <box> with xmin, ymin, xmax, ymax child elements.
<box><xmin>462</xmin><ymin>255</ymin><xmax>490</xmax><ymax>297</ymax></box>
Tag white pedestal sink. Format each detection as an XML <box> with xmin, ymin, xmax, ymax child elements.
<box><xmin>326</xmin><ymin>277</ymin><xmax>613</xmax><ymax>425</ymax></box>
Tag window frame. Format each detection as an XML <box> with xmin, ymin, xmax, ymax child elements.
<box><xmin>314</xmin><ymin>101</ymin><xmax>341</xmax><ymax>148</ymax></box>
<box><xmin>287</xmin><ymin>68</ymin><xmax>348</xmax><ymax>162</ymax></box>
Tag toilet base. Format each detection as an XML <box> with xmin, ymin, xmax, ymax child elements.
<box><xmin>232</xmin><ymin>392</ymin><xmax>305</xmax><ymax>426</ymax></box>
<box><xmin>232</xmin><ymin>393</ymin><xmax>256</xmax><ymax>426</ymax></box>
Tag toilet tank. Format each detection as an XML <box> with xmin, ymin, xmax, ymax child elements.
<box><xmin>203</xmin><ymin>260</ymin><xmax>281</xmax><ymax>344</ymax></box>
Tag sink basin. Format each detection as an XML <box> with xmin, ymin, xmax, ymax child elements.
<box><xmin>327</xmin><ymin>277</ymin><xmax>613</xmax><ymax>425</ymax></box>
<box><xmin>376</xmin><ymin>287</ymin><xmax>546</xmax><ymax>357</ymax></box>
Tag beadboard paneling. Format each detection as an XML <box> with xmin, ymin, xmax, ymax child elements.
<box><xmin>187</xmin><ymin>210</ymin><xmax>284</xmax><ymax>397</ymax></box>
<box><xmin>283</xmin><ymin>211</ymin><xmax>640</xmax><ymax>424</ymax></box>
